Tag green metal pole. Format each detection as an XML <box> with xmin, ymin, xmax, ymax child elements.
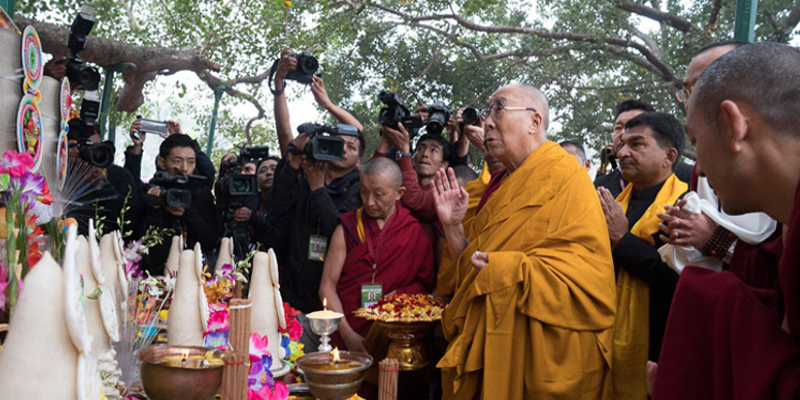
<box><xmin>206</xmin><ymin>88</ymin><xmax>225</xmax><ymax>155</ymax></box>
<box><xmin>734</xmin><ymin>0</ymin><xmax>758</xmax><ymax>42</ymax></box>
<box><xmin>0</xmin><ymin>0</ymin><xmax>16</xmax><ymax>17</ymax></box>
<box><xmin>99</xmin><ymin>68</ymin><xmax>116</xmax><ymax>141</ymax></box>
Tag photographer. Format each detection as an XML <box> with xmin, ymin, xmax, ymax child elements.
<box><xmin>248</xmin><ymin>157</ymin><xmax>286</xmax><ymax>252</ymax></box>
<box><xmin>125</xmin><ymin>119</ymin><xmax>217</xmax><ymax>190</ymax></box>
<box><xmin>132</xmin><ymin>134</ymin><xmax>219</xmax><ymax>275</ymax></box>
<box><xmin>270</xmin><ymin>49</ymin><xmax>365</xmax><ymax>316</ymax></box>
<box><xmin>65</xmin><ymin>122</ymin><xmax>136</xmax><ymax>236</ymax></box>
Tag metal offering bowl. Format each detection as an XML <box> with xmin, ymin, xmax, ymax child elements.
<box><xmin>307</xmin><ymin>311</ymin><xmax>343</xmax><ymax>352</ymax></box>
<box><xmin>296</xmin><ymin>351</ymin><xmax>373</xmax><ymax>400</ymax></box>
<box><xmin>137</xmin><ymin>344</ymin><xmax>224</xmax><ymax>400</ymax></box>
<box><xmin>378</xmin><ymin>320</ymin><xmax>436</xmax><ymax>371</ymax></box>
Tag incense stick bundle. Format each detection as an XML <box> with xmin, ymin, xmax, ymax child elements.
<box><xmin>222</xmin><ymin>299</ymin><xmax>252</xmax><ymax>400</ymax></box>
<box><xmin>378</xmin><ymin>358</ymin><xmax>399</xmax><ymax>400</ymax></box>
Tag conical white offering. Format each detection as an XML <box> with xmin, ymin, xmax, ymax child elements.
<box><xmin>167</xmin><ymin>246</ymin><xmax>207</xmax><ymax>346</ymax></box>
<box><xmin>78</xmin><ymin>235</ymin><xmax>110</xmax><ymax>357</ymax></box>
<box><xmin>0</xmin><ymin>252</ymin><xmax>79</xmax><ymax>400</ymax></box>
<box><xmin>215</xmin><ymin>237</ymin><xmax>234</xmax><ymax>272</ymax></box>
<box><xmin>165</xmin><ymin>235</ymin><xmax>182</xmax><ymax>276</ymax></box>
<box><xmin>100</xmin><ymin>234</ymin><xmax>119</xmax><ymax>302</ymax></box>
<box><xmin>250</xmin><ymin>250</ymin><xmax>286</xmax><ymax>369</ymax></box>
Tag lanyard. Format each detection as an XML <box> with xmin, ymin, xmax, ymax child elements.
<box><xmin>357</xmin><ymin>207</ymin><xmax>394</xmax><ymax>283</ymax></box>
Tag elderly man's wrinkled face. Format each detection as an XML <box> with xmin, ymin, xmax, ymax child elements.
<box><xmin>359</xmin><ymin>173</ymin><xmax>404</xmax><ymax>220</ymax></box>
<box><xmin>482</xmin><ymin>86</ymin><xmax>542</xmax><ymax>169</ymax></box>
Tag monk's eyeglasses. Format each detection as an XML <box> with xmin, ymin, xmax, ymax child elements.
<box><xmin>675</xmin><ymin>85</ymin><xmax>692</xmax><ymax>104</ymax></box>
<box><xmin>479</xmin><ymin>102</ymin><xmax>538</xmax><ymax>121</ymax></box>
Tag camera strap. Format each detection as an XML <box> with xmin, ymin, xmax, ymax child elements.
<box><xmin>267</xmin><ymin>59</ymin><xmax>284</xmax><ymax>96</ymax></box>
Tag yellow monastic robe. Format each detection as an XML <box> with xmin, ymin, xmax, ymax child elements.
<box><xmin>438</xmin><ymin>142</ymin><xmax>617</xmax><ymax>400</ymax></box>
<box><xmin>612</xmin><ymin>174</ymin><xmax>687</xmax><ymax>400</ymax></box>
<box><xmin>436</xmin><ymin>162</ymin><xmax>493</xmax><ymax>298</ymax></box>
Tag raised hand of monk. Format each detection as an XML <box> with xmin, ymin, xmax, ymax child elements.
<box><xmin>433</xmin><ymin>167</ymin><xmax>469</xmax><ymax>227</ymax></box>
<box><xmin>471</xmin><ymin>251</ymin><xmax>489</xmax><ymax>271</ymax></box>
<box><xmin>598</xmin><ymin>187</ymin><xmax>628</xmax><ymax>246</ymax></box>
<box><xmin>657</xmin><ymin>198</ymin><xmax>717</xmax><ymax>249</ymax></box>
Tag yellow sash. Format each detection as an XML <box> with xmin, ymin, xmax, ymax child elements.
<box><xmin>612</xmin><ymin>174</ymin><xmax>687</xmax><ymax>400</ymax></box>
<box><xmin>356</xmin><ymin>208</ymin><xmax>366</xmax><ymax>243</ymax></box>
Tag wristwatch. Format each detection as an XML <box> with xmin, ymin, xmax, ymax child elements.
<box><xmin>397</xmin><ymin>152</ymin><xmax>413</xmax><ymax>159</ymax></box>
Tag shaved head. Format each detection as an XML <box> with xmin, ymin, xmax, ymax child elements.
<box><xmin>362</xmin><ymin>157</ymin><xmax>402</xmax><ymax>189</ymax></box>
<box><xmin>507</xmin><ymin>83</ymin><xmax>550</xmax><ymax>131</ymax></box>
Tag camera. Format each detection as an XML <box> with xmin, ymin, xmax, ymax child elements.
<box><xmin>378</xmin><ymin>91</ymin><xmax>424</xmax><ymax>139</ymax></box>
<box><xmin>239</xmin><ymin>146</ymin><xmax>269</xmax><ymax>163</ymax></box>
<box><xmin>63</xmin><ymin>6</ymin><xmax>101</xmax><ymax>91</ymax></box>
<box><xmin>268</xmin><ymin>51</ymin><xmax>319</xmax><ymax>93</ymax></box>
<box><xmin>133</xmin><ymin>116</ymin><xmax>169</xmax><ymax>140</ymax></box>
<box><xmin>424</xmin><ymin>101</ymin><xmax>451</xmax><ymax>136</ymax></box>
<box><xmin>461</xmin><ymin>107</ymin><xmax>480</xmax><ymax>126</ymax></box>
<box><xmin>67</xmin><ymin>92</ymin><xmax>115</xmax><ymax>169</ymax></box>
<box><xmin>146</xmin><ymin>171</ymin><xmax>206</xmax><ymax>209</ymax></box>
<box><xmin>290</xmin><ymin>123</ymin><xmax>358</xmax><ymax>162</ymax></box>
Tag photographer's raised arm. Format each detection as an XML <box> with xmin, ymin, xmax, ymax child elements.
<box><xmin>310</xmin><ymin>76</ymin><xmax>363</xmax><ymax>133</ymax></box>
<box><xmin>274</xmin><ymin>50</ymin><xmax>297</xmax><ymax>157</ymax></box>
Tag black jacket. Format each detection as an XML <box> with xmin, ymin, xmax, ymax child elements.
<box><xmin>132</xmin><ymin>179</ymin><xmax>219</xmax><ymax>275</ymax></box>
<box><xmin>269</xmin><ymin>159</ymin><xmax>362</xmax><ymax>313</ymax></box>
<box><xmin>67</xmin><ymin>164</ymin><xmax>136</xmax><ymax>236</ymax></box>
<box><xmin>124</xmin><ymin>145</ymin><xmax>216</xmax><ymax>190</ymax></box>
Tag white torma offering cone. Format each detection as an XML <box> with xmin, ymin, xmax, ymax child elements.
<box><xmin>168</xmin><ymin>244</ymin><xmax>209</xmax><ymax>346</ymax></box>
<box><xmin>165</xmin><ymin>235</ymin><xmax>182</xmax><ymax>276</ymax></box>
<box><xmin>99</xmin><ymin>234</ymin><xmax>119</xmax><ymax>302</ymax></box>
<box><xmin>78</xmin><ymin>235</ymin><xmax>110</xmax><ymax>357</ymax></box>
<box><xmin>215</xmin><ymin>237</ymin><xmax>234</xmax><ymax>272</ymax></box>
<box><xmin>0</xmin><ymin>252</ymin><xmax>79</xmax><ymax>400</ymax></box>
<box><xmin>250</xmin><ymin>249</ymin><xmax>286</xmax><ymax>369</ymax></box>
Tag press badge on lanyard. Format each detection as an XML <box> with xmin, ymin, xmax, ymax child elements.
<box><xmin>357</xmin><ymin>208</ymin><xmax>387</xmax><ymax>307</ymax></box>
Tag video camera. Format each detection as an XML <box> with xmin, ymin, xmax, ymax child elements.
<box><xmin>146</xmin><ymin>171</ymin><xmax>207</xmax><ymax>209</ymax></box>
<box><xmin>423</xmin><ymin>101</ymin><xmax>451</xmax><ymax>136</ymax></box>
<box><xmin>378</xmin><ymin>91</ymin><xmax>424</xmax><ymax>139</ymax></box>
<box><xmin>63</xmin><ymin>6</ymin><xmax>101</xmax><ymax>91</ymax></box>
<box><xmin>289</xmin><ymin>123</ymin><xmax>358</xmax><ymax>162</ymax></box>
<box><xmin>268</xmin><ymin>51</ymin><xmax>319</xmax><ymax>93</ymax></box>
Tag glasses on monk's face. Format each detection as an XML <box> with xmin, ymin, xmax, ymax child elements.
<box><xmin>675</xmin><ymin>85</ymin><xmax>693</xmax><ymax>104</ymax></box>
<box><xmin>479</xmin><ymin>101</ymin><xmax>538</xmax><ymax>122</ymax></box>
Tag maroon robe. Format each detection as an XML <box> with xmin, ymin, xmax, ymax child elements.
<box><xmin>654</xmin><ymin>173</ymin><xmax>800</xmax><ymax>399</ymax></box>
<box><xmin>335</xmin><ymin>203</ymin><xmax>435</xmax><ymax>341</ymax></box>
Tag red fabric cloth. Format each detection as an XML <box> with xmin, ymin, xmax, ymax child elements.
<box><xmin>728</xmin><ymin>233</ymin><xmax>784</xmax><ymax>319</ymax></box>
<box><xmin>475</xmin><ymin>168</ymin><xmax>508</xmax><ymax>214</ymax></box>
<box><xmin>335</xmin><ymin>204</ymin><xmax>436</xmax><ymax>339</ymax></box>
<box><xmin>781</xmin><ymin>176</ymin><xmax>800</xmax><ymax>341</ymax></box>
<box><xmin>653</xmin><ymin>267</ymin><xmax>800</xmax><ymax>400</ymax></box>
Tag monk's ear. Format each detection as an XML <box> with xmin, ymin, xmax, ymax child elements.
<box><xmin>529</xmin><ymin>111</ymin><xmax>543</xmax><ymax>134</ymax></box>
<box><xmin>720</xmin><ymin>100</ymin><xmax>748</xmax><ymax>153</ymax></box>
<box><xmin>396</xmin><ymin>186</ymin><xmax>406</xmax><ymax>200</ymax></box>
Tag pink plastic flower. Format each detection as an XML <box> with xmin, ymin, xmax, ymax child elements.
<box><xmin>0</xmin><ymin>150</ymin><xmax>34</xmax><ymax>177</ymax></box>
<box><xmin>206</xmin><ymin>304</ymin><xmax>230</xmax><ymax>332</ymax></box>
<box><xmin>0</xmin><ymin>265</ymin><xmax>8</xmax><ymax>312</ymax></box>
<box><xmin>249</xmin><ymin>332</ymin><xmax>269</xmax><ymax>362</ymax></box>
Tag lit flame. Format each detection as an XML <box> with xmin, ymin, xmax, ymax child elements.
<box><xmin>332</xmin><ymin>347</ymin><xmax>340</xmax><ymax>362</ymax></box>
<box><xmin>323</xmin><ymin>297</ymin><xmax>327</xmax><ymax>310</ymax></box>
<box><xmin>180</xmin><ymin>350</ymin><xmax>190</xmax><ymax>360</ymax></box>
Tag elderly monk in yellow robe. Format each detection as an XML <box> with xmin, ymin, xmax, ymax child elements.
<box><xmin>433</xmin><ymin>83</ymin><xmax>617</xmax><ymax>400</ymax></box>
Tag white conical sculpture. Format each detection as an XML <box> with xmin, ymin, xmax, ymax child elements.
<box><xmin>167</xmin><ymin>244</ymin><xmax>208</xmax><ymax>346</ymax></box>
<box><xmin>100</xmin><ymin>234</ymin><xmax>119</xmax><ymax>302</ymax></box>
<box><xmin>78</xmin><ymin>235</ymin><xmax>110</xmax><ymax>358</ymax></box>
<box><xmin>0</xmin><ymin>252</ymin><xmax>79</xmax><ymax>400</ymax></box>
<box><xmin>250</xmin><ymin>249</ymin><xmax>286</xmax><ymax>370</ymax></box>
<box><xmin>215</xmin><ymin>237</ymin><xmax>234</xmax><ymax>272</ymax></box>
<box><xmin>165</xmin><ymin>235</ymin><xmax>182</xmax><ymax>276</ymax></box>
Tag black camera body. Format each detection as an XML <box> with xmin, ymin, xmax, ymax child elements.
<box><xmin>378</xmin><ymin>91</ymin><xmax>424</xmax><ymax>139</ymax></box>
<box><xmin>217</xmin><ymin>173</ymin><xmax>257</xmax><ymax>209</ymax></box>
<box><xmin>67</xmin><ymin>93</ymin><xmax>115</xmax><ymax>169</ymax></box>
<box><xmin>239</xmin><ymin>146</ymin><xmax>270</xmax><ymax>164</ymax></box>
<box><xmin>285</xmin><ymin>51</ymin><xmax>319</xmax><ymax>84</ymax></box>
<box><xmin>147</xmin><ymin>171</ymin><xmax>206</xmax><ymax>209</ymax></box>
<box><xmin>63</xmin><ymin>6</ymin><xmax>101</xmax><ymax>91</ymax></box>
<box><xmin>424</xmin><ymin>101</ymin><xmax>452</xmax><ymax>136</ymax></box>
<box><xmin>291</xmin><ymin>123</ymin><xmax>358</xmax><ymax>162</ymax></box>
<box><xmin>461</xmin><ymin>107</ymin><xmax>480</xmax><ymax>126</ymax></box>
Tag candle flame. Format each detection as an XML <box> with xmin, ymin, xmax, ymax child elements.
<box><xmin>180</xmin><ymin>350</ymin><xmax>190</xmax><ymax>360</ymax></box>
<box><xmin>332</xmin><ymin>347</ymin><xmax>340</xmax><ymax>362</ymax></box>
<box><xmin>323</xmin><ymin>297</ymin><xmax>327</xmax><ymax>309</ymax></box>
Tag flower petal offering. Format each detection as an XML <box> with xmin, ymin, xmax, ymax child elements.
<box><xmin>354</xmin><ymin>293</ymin><xmax>445</xmax><ymax>322</ymax></box>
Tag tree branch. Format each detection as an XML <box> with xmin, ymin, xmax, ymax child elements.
<box><xmin>613</xmin><ymin>0</ymin><xmax>697</xmax><ymax>33</ymax></box>
<box><xmin>783</xmin><ymin>0</ymin><xmax>800</xmax><ymax>38</ymax></box>
<box><xmin>631</xmin><ymin>26</ymin><xmax>661</xmax><ymax>58</ymax></box>
<box><xmin>707</xmin><ymin>0</ymin><xmax>722</xmax><ymax>32</ymax></box>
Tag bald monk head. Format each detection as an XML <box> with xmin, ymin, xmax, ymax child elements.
<box><xmin>688</xmin><ymin>42</ymin><xmax>800</xmax><ymax>222</ymax></box>
<box><xmin>360</xmin><ymin>157</ymin><xmax>406</xmax><ymax>220</ymax></box>
<box><xmin>482</xmin><ymin>83</ymin><xmax>549</xmax><ymax>171</ymax></box>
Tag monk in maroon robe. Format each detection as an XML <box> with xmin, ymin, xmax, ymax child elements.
<box><xmin>319</xmin><ymin>157</ymin><xmax>435</xmax><ymax>353</ymax></box>
<box><xmin>654</xmin><ymin>43</ymin><xmax>800</xmax><ymax>398</ymax></box>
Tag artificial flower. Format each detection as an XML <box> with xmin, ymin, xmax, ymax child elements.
<box><xmin>249</xmin><ymin>332</ymin><xmax>269</xmax><ymax>362</ymax></box>
<box><xmin>248</xmin><ymin>381</ymin><xmax>287</xmax><ymax>400</ymax></box>
<box><xmin>248</xmin><ymin>355</ymin><xmax>274</xmax><ymax>391</ymax></box>
<box><xmin>16</xmin><ymin>171</ymin><xmax>46</xmax><ymax>204</ymax></box>
<box><xmin>280</xmin><ymin>335</ymin><xmax>291</xmax><ymax>361</ymax></box>
<box><xmin>0</xmin><ymin>150</ymin><xmax>34</xmax><ymax>178</ymax></box>
<box><xmin>203</xmin><ymin>330</ymin><xmax>229</xmax><ymax>350</ymax></box>
<box><xmin>0</xmin><ymin>264</ymin><xmax>8</xmax><ymax>312</ymax></box>
<box><xmin>206</xmin><ymin>304</ymin><xmax>230</xmax><ymax>332</ymax></box>
<box><xmin>287</xmin><ymin>341</ymin><xmax>304</xmax><ymax>363</ymax></box>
